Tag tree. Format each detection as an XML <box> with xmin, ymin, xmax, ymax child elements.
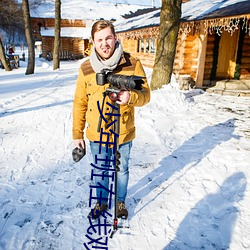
<box><xmin>0</xmin><ymin>37</ymin><xmax>11</xmax><ymax>71</ymax></box>
<box><xmin>22</xmin><ymin>0</ymin><xmax>35</xmax><ymax>75</ymax></box>
<box><xmin>0</xmin><ymin>0</ymin><xmax>24</xmax><ymax>43</ymax></box>
<box><xmin>150</xmin><ymin>0</ymin><xmax>182</xmax><ymax>90</ymax></box>
<box><xmin>0</xmin><ymin>0</ymin><xmax>23</xmax><ymax>71</ymax></box>
<box><xmin>53</xmin><ymin>0</ymin><xmax>61</xmax><ymax>70</ymax></box>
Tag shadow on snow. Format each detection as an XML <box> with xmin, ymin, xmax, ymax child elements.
<box><xmin>0</xmin><ymin>100</ymin><xmax>73</xmax><ymax>117</ymax></box>
<box><xmin>163</xmin><ymin>172</ymin><xmax>247</xmax><ymax>249</ymax></box>
<box><xmin>129</xmin><ymin>118</ymin><xmax>239</xmax><ymax>212</ymax></box>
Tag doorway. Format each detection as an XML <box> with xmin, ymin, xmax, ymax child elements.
<box><xmin>216</xmin><ymin>30</ymin><xmax>239</xmax><ymax>79</ymax></box>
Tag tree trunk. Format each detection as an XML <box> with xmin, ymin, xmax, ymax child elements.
<box><xmin>53</xmin><ymin>0</ymin><xmax>61</xmax><ymax>70</ymax></box>
<box><xmin>22</xmin><ymin>0</ymin><xmax>35</xmax><ymax>75</ymax></box>
<box><xmin>151</xmin><ymin>0</ymin><xmax>182</xmax><ymax>90</ymax></box>
<box><xmin>0</xmin><ymin>37</ymin><xmax>11</xmax><ymax>71</ymax></box>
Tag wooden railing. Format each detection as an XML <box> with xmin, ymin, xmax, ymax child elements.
<box><xmin>46</xmin><ymin>51</ymin><xmax>83</xmax><ymax>61</ymax></box>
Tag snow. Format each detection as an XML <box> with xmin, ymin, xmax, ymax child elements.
<box><xmin>181</xmin><ymin>0</ymin><xmax>249</xmax><ymax>21</ymax></box>
<box><xmin>92</xmin><ymin>0</ymin><xmax>161</xmax><ymax>7</ymax></box>
<box><xmin>114</xmin><ymin>0</ymin><xmax>249</xmax><ymax>32</ymax></box>
<box><xmin>0</xmin><ymin>48</ymin><xmax>250</xmax><ymax>250</ymax></box>
<box><xmin>114</xmin><ymin>9</ymin><xmax>160</xmax><ymax>32</ymax></box>
<box><xmin>40</xmin><ymin>27</ymin><xmax>92</xmax><ymax>39</ymax></box>
<box><xmin>30</xmin><ymin>0</ymin><xmax>152</xmax><ymax>20</ymax></box>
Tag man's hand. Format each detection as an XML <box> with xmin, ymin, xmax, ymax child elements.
<box><xmin>116</xmin><ymin>90</ymin><xmax>130</xmax><ymax>105</ymax></box>
<box><xmin>74</xmin><ymin>139</ymin><xmax>85</xmax><ymax>149</ymax></box>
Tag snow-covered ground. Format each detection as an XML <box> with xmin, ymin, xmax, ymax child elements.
<box><xmin>0</xmin><ymin>49</ymin><xmax>249</xmax><ymax>250</ymax></box>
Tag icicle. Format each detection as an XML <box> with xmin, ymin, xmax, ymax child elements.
<box><xmin>179</xmin><ymin>15</ymin><xmax>250</xmax><ymax>37</ymax></box>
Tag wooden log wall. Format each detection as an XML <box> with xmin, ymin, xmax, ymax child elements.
<box><xmin>183</xmin><ymin>35</ymin><xmax>198</xmax><ymax>79</ymax></box>
<box><xmin>41</xmin><ymin>37</ymin><xmax>53</xmax><ymax>58</ymax></box>
<box><xmin>173</xmin><ymin>34</ymin><xmax>199</xmax><ymax>80</ymax></box>
<box><xmin>134</xmin><ymin>53</ymin><xmax>156</xmax><ymax>68</ymax></box>
<box><xmin>203</xmin><ymin>34</ymin><xmax>216</xmax><ymax>82</ymax></box>
<box><xmin>120</xmin><ymin>31</ymin><xmax>200</xmax><ymax>78</ymax></box>
<box><xmin>120</xmin><ymin>38</ymin><xmax>156</xmax><ymax>68</ymax></box>
<box><xmin>173</xmin><ymin>34</ymin><xmax>185</xmax><ymax>75</ymax></box>
<box><xmin>41</xmin><ymin>37</ymin><xmax>86</xmax><ymax>58</ymax></box>
<box><xmin>61</xmin><ymin>38</ymin><xmax>74</xmax><ymax>52</ymax></box>
<box><xmin>72</xmin><ymin>38</ymin><xmax>87</xmax><ymax>56</ymax></box>
<box><xmin>120</xmin><ymin>39</ymin><xmax>137</xmax><ymax>54</ymax></box>
<box><xmin>32</xmin><ymin>18</ymin><xmax>86</xmax><ymax>29</ymax></box>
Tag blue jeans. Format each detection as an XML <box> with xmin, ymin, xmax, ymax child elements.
<box><xmin>90</xmin><ymin>141</ymin><xmax>132</xmax><ymax>205</ymax></box>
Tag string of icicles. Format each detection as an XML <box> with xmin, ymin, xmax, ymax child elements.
<box><xmin>179</xmin><ymin>15</ymin><xmax>250</xmax><ymax>36</ymax></box>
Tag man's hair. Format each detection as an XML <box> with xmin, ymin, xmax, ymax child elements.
<box><xmin>91</xmin><ymin>20</ymin><xmax>116</xmax><ymax>40</ymax></box>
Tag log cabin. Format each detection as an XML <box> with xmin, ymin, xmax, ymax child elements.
<box><xmin>114</xmin><ymin>0</ymin><xmax>250</xmax><ymax>94</ymax></box>
<box><xmin>31</xmin><ymin>18</ymin><xmax>92</xmax><ymax>60</ymax></box>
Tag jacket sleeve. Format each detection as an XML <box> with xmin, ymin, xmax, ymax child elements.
<box><xmin>72</xmin><ymin>68</ymin><xmax>88</xmax><ymax>140</ymax></box>
<box><xmin>128</xmin><ymin>59</ymin><xmax>150</xmax><ymax>107</ymax></box>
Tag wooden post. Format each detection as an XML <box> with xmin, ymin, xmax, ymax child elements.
<box><xmin>195</xmin><ymin>32</ymin><xmax>207</xmax><ymax>88</ymax></box>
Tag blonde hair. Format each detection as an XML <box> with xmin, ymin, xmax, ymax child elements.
<box><xmin>91</xmin><ymin>20</ymin><xmax>116</xmax><ymax>40</ymax></box>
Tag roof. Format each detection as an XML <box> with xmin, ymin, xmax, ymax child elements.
<box><xmin>196</xmin><ymin>1</ymin><xmax>250</xmax><ymax>20</ymax></box>
<box><xmin>30</xmin><ymin>0</ymin><xmax>151</xmax><ymax>20</ymax></box>
<box><xmin>114</xmin><ymin>0</ymin><xmax>250</xmax><ymax>32</ymax></box>
<box><xmin>182</xmin><ymin>0</ymin><xmax>250</xmax><ymax>21</ymax></box>
<box><xmin>115</xmin><ymin>8</ymin><xmax>160</xmax><ymax>32</ymax></box>
<box><xmin>40</xmin><ymin>27</ymin><xmax>91</xmax><ymax>39</ymax></box>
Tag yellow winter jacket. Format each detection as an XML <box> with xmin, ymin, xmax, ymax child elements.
<box><xmin>72</xmin><ymin>52</ymin><xmax>150</xmax><ymax>145</ymax></box>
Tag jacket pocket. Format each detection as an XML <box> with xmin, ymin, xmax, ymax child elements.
<box><xmin>120</xmin><ymin>106</ymin><xmax>135</xmax><ymax>134</ymax></box>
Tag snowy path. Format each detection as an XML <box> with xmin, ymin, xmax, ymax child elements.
<box><xmin>0</xmin><ymin>60</ymin><xmax>250</xmax><ymax>249</ymax></box>
<box><xmin>0</xmin><ymin>63</ymin><xmax>85</xmax><ymax>249</ymax></box>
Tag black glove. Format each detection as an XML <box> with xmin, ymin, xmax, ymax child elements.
<box><xmin>72</xmin><ymin>146</ymin><xmax>86</xmax><ymax>162</ymax></box>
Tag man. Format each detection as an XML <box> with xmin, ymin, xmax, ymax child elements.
<box><xmin>72</xmin><ymin>20</ymin><xmax>150</xmax><ymax>219</ymax></box>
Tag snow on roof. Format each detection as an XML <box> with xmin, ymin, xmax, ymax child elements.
<box><xmin>114</xmin><ymin>8</ymin><xmax>160</xmax><ymax>32</ymax></box>
<box><xmin>182</xmin><ymin>0</ymin><xmax>250</xmax><ymax>21</ymax></box>
<box><xmin>30</xmin><ymin>0</ymin><xmax>151</xmax><ymax>20</ymax></box>
<box><xmin>40</xmin><ymin>27</ymin><xmax>92</xmax><ymax>39</ymax></box>
<box><xmin>114</xmin><ymin>0</ymin><xmax>250</xmax><ymax>32</ymax></box>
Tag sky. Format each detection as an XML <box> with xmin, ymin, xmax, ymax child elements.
<box><xmin>0</xmin><ymin>47</ymin><xmax>249</xmax><ymax>250</ymax></box>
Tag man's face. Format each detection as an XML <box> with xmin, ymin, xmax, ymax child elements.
<box><xmin>93</xmin><ymin>27</ymin><xmax>117</xmax><ymax>60</ymax></box>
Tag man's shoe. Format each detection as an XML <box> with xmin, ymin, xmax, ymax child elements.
<box><xmin>117</xmin><ymin>202</ymin><xmax>128</xmax><ymax>219</ymax></box>
<box><xmin>88</xmin><ymin>202</ymin><xmax>108</xmax><ymax>220</ymax></box>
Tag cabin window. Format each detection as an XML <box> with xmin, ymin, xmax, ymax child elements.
<box><xmin>137</xmin><ymin>38</ymin><xmax>156</xmax><ymax>54</ymax></box>
<box><xmin>150</xmin><ymin>38</ymin><xmax>155</xmax><ymax>53</ymax></box>
<box><xmin>137</xmin><ymin>39</ymin><xmax>143</xmax><ymax>53</ymax></box>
